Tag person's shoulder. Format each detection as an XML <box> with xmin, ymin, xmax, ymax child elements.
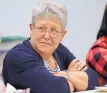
<box><xmin>87</xmin><ymin>36</ymin><xmax>107</xmax><ymax>57</ymax></box>
<box><xmin>4</xmin><ymin>39</ymin><xmax>39</xmax><ymax>63</ymax></box>
<box><xmin>91</xmin><ymin>36</ymin><xmax>107</xmax><ymax>49</ymax></box>
<box><xmin>56</xmin><ymin>43</ymin><xmax>74</xmax><ymax>55</ymax></box>
<box><xmin>6</xmin><ymin>39</ymin><xmax>30</xmax><ymax>56</ymax></box>
<box><xmin>57</xmin><ymin>43</ymin><xmax>68</xmax><ymax>50</ymax></box>
<box><xmin>3</xmin><ymin>39</ymin><xmax>42</xmax><ymax>71</ymax></box>
<box><xmin>56</xmin><ymin>43</ymin><xmax>73</xmax><ymax>53</ymax></box>
<box><xmin>86</xmin><ymin>36</ymin><xmax>107</xmax><ymax>65</ymax></box>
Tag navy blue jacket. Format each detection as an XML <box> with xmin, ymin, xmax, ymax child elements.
<box><xmin>2</xmin><ymin>39</ymin><xmax>100</xmax><ymax>93</ymax></box>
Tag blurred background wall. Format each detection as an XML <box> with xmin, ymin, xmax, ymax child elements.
<box><xmin>0</xmin><ymin>0</ymin><xmax>107</xmax><ymax>61</ymax></box>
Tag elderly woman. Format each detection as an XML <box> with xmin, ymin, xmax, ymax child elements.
<box><xmin>86</xmin><ymin>4</ymin><xmax>107</xmax><ymax>86</ymax></box>
<box><xmin>2</xmin><ymin>1</ymin><xmax>100</xmax><ymax>93</ymax></box>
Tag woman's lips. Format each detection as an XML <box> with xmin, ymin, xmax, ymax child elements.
<box><xmin>40</xmin><ymin>42</ymin><xmax>51</xmax><ymax>45</ymax></box>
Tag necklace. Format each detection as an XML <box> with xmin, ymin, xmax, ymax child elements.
<box><xmin>43</xmin><ymin>57</ymin><xmax>60</xmax><ymax>73</ymax></box>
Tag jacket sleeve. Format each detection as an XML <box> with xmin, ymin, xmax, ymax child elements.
<box><xmin>86</xmin><ymin>46</ymin><xmax>107</xmax><ymax>78</ymax></box>
<box><xmin>2</xmin><ymin>50</ymin><xmax>70</xmax><ymax>93</ymax></box>
<box><xmin>85</xmin><ymin>67</ymin><xmax>100</xmax><ymax>90</ymax></box>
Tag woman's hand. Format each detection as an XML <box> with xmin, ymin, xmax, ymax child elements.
<box><xmin>68</xmin><ymin>59</ymin><xmax>88</xmax><ymax>71</ymax></box>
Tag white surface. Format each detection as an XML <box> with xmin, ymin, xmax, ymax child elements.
<box><xmin>74</xmin><ymin>90</ymin><xmax>104</xmax><ymax>93</ymax></box>
<box><xmin>75</xmin><ymin>86</ymin><xmax>107</xmax><ymax>93</ymax></box>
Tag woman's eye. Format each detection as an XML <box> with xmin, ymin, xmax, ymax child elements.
<box><xmin>36</xmin><ymin>27</ymin><xmax>45</xmax><ymax>33</ymax></box>
<box><xmin>38</xmin><ymin>27</ymin><xmax>44</xmax><ymax>29</ymax></box>
<box><xmin>51</xmin><ymin>28</ymin><xmax>57</xmax><ymax>32</ymax></box>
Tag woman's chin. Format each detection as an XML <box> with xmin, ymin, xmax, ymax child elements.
<box><xmin>39</xmin><ymin>47</ymin><xmax>52</xmax><ymax>53</ymax></box>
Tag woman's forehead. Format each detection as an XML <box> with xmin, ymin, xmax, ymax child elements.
<box><xmin>35</xmin><ymin>13</ymin><xmax>62</xmax><ymax>25</ymax></box>
<box><xmin>35</xmin><ymin>16</ymin><xmax>63</xmax><ymax>27</ymax></box>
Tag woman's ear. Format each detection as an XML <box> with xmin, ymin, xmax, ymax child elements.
<box><xmin>60</xmin><ymin>29</ymin><xmax>67</xmax><ymax>41</ymax></box>
<box><xmin>29</xmin><ymin>24</ymin><xmax>33</xmax><ymax>37</ymax></box>
<box><xmin>29</xmin><ymin>23</ymin><xmax>33</xmax><ymax>30</ymax></box>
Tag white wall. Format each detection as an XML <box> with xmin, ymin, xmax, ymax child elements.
<box><xmin>0</xmin><ymin>0</ymin><xmax>107</xmax><ymax>60</ymax></box>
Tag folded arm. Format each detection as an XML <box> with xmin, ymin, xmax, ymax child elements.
<box><xmin>54</xmin><ymin>59</ymin><xmax>88</xmax><ymax>91</ymax></box>
<box><xmin>54</xmin><ymin>70</ymin><xmax>88</xmax><ymax>91</ymax></box>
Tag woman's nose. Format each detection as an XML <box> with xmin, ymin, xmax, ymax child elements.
<box><xmin>43</xmin><ymin>31</ymin><xmax>51</xmax><ymax>39</ymax></box>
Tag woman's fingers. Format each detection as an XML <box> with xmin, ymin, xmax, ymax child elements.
<box><xmin>68</xmin><ymin>59</ymin><xmax>79</xmax><ymax>69</ymax></box>
<box><xmin>68</xmin><ymin>59</ymin><xmax>87</xmax><ymax>71</ymax></box>
<box><xmin>81</xmin><ymin>67</ymin><xmax>88</xmax><ymax>71</ymax></box>
<box><xmin>77</xmin><ymin>61</ymin><xmax>86</xmax><ymax>71</ymax></box>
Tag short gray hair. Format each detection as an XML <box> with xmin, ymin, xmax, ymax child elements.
<box><xmin>32</xmin><ymin>0</ymin><xmax>67</xmax><ymax>28</ymax></box>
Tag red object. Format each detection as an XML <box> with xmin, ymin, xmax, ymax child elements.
<box><xmin>86</xmin><ymin>36</ymin><xmax>107</xmax><ymax>85</ymax></box>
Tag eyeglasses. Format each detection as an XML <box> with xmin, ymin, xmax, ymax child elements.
<box><xmin>34</xmin><ymin>26</ymin><xmax>62</xmax><ymax>37</ymax></box>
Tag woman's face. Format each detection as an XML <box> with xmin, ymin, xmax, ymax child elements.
<box><xmin>30</xmin><ymin>16</ymin><xmax>66</xmax><ymax>54</ymax></box>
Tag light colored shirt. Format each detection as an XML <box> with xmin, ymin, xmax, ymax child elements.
<box><xmin>43</xmin><ymin>59</ymin><xmax>60</xmax><ymax>74</ymax></box>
